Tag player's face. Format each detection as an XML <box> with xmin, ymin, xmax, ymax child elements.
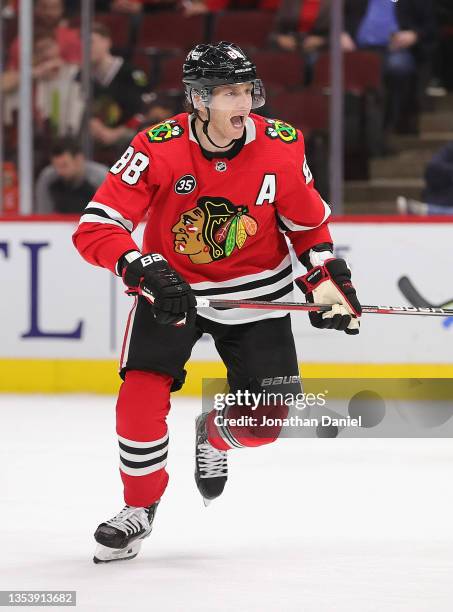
<box><xmin>172</xmin><ymin>207</ymin><xmax>212</xmax><ymax>263</ymax></box>
<box><xmin>204</xmin><ymin>83</ymin><xmax>253</xmax><ymax>141</ymax></box>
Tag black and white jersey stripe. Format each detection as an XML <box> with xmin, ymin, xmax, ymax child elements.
<box><xmin>277</xmin><ymin>199</ymin><xmax>331</xmax><ymax>232</ymax></box>
<box><xmin>191</xmin><ymin>255</ymin><xmax>293</xmax><ymax>298</ymax></box>
<box><xmin>191</xmin><ymin>254</ymin><xmax>295</xmax><ymax>324</ymax></box>
<box><xmin>192</xmin><ymin>262</ymin><xmax>293</xmax><ymax>297</ymax></box>
<box><xmin>118</xmin><ymin>432</ymin><xmax>169</xmax><ymax>477</ymax></box>
<box><xmin>79</xmin><ymin>201</ymin><xmax>134</xmax><ymax>233</ymax></box>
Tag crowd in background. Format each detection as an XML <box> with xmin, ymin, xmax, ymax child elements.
<box><xmin>1</xmin><ymin>0</ymin><xmax>453</xmax><ymax>214</ymax></box>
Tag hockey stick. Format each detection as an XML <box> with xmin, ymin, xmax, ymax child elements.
<box><xmin>195</xmin><ymin>297</ymin><xmax>453</xmax><ymax>317</ymax></box>
<box><xmin>398</xmin><ymin>276</ymin><xmax>453</xmax><ymax>310</ymax></box>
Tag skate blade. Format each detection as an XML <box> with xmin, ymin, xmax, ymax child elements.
<box><xmin>93</xmin><ymin>540</ymin><xmax>142</xmax><ymax>564</ymax></box>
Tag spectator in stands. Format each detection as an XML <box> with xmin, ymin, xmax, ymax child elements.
<box><xmin>273</xmin><ymin>0</ymin><xmax>331</xmax><ymax>55</ymax></box>
<box><xmin>1</xmin><ymin>0</ymin><xmax>16</xmax><ymax>18</ymax></box>
<box><xmin>35</xmin><ymin>138</ymin><xmax>108</xmax><ymax>214</ymax></box>
<box><xmin>7</xmin><ymin>0</ymin><xmax>81</xmax><ymax>70</ymax></box>
<box><xmin>182</xmin><ymin>0</ymin><xmax>279</xmax><ymax>18</ymax></box>
<box><xmin>89</xmin><ymin>22</ymin><xmax>147</xmax><ymax>158</ymax></box>
<box><xmin>1</xmin><ymin>161</ymin><xmax>19</xmax><ymax>215</ymax></box>
<box><xmin>110</xmin><ymin>0</ymin><xmax>143</xmax><ymax>12</ymax></box>
<box><xmin>139</xmin><ymin>93</ymin><xmax>178</xmax><ymax>129</ymax></box>
<box><xmin>342</xmin><ymin>0</ymin><xmax>436</xmax><ymax>133</ymax></box>
<box><xmin>88</xmin><ymin>0</ymin><xmax>177</xmax><ymax>13</ymax></box>
<box><xmin>428</xmin><ymin>0</ymin><xmax>453</xmax><ymax>94</ymax></box>
<box><xmin>271</xmin><ymin>0</ymin><xmax>331</xmax><ymax>84</ymax></box>
<box><xmin>2</xmin><ymin>33</ymin><xmax>84</xmax><ymax>140</ymax></box>
<box><xmin>397</xmin><ymin>142</ymin><xmax>453</xmax><ymax>215</ymax></box>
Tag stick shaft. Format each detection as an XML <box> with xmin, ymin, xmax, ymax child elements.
<box><xmin>195</xmin><ymin>298</ymin><xmax>453</xmax><ymax>317</ymax></box>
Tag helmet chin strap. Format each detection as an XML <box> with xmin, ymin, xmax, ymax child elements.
<box><xmin>201</xmin><ymin>108</ymin><xmax>238</xmax><ymax>150</ymax></box>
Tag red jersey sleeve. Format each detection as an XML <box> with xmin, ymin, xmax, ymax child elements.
<box><xmin>72</xmin><ymin>132</ymin><xmax>153</xmax><ymax>274</ymax></box>
<box><xmin>276</xmin><ymin>129</ymin><xmax>332</xmax><ymax>258</ymax></box>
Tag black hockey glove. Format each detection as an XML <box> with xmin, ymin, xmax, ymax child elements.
<box><xmin>295</xmin><ymin>258</ymin><xmax>361</xmax><ymax>334</ymax></box>
<box><xmin>120</xmin><ymin>251</ymin><xmax>196</xmax><ymax>326</ymax></box>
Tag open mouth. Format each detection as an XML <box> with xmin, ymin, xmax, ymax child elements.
<box><xmin>230</xmin><ymin>115</ymin><xmax>245</xmax><ymax>129</ymax></box>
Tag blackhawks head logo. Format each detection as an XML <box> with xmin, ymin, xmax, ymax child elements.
<box><xmin>146</xmin><ymin>120</ymin><xmax>184</xmax><ymax>143</ymax></box>
<box><xmin>172</xmin><ymin>197</ymin><xmax>258</xmax><ymax>265</ymax></box>
<box><xmin>265</xmin><ymin>119</ymin><xmax>298</xmax><ymax>143</ymax></box>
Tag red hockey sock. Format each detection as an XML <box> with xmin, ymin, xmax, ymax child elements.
<box><xmin>116</xmin><ymin>370</ymin><xmax>173</xmax><ymax>507</ymax></box>
<box><xmin>207</xmin><ymin>402</ymin><xmax>289</xmax><ymax>450</ymax></box>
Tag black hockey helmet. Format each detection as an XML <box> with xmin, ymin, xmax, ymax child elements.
<box><xmin>182</xmin><ymin>41</ymin><xmax>265</xmax><ymax>109</ymax></box>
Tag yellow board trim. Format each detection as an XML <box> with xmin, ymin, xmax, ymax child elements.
<box><xmin>0</xmin><ymin>360</ymin><xmax>452</xmax><ymax>394</ymax></box>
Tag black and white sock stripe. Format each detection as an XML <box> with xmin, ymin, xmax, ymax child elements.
<box><xmin>118</xmin><ymin>432</ymin><xmax>169</xmax><ymax>476</ymax></box>
<box><xmin>216</xmin><ymin>408</ymin><xmax>244</xmax><ymax>449</ymax></box>
<box><xmin>79</xmin><ymin>201</ymin><xmax>134</xmax><ymax>233</ymax></box>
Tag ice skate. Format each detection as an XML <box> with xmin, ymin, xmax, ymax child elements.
<box><xmin>93</xmin><ymin>502</ymin><xmax>159</xmax><ymax>563</ymax></box>
<box><xmin>195</xmin><ymin>412</ymin><xmax>228</xmax><ymax>505</ymax></box>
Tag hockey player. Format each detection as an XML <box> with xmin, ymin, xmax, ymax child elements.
<box><xmin>73</xmin><ymin>42</ymin><xmax>361</xmax><ymax>563</ymax></box>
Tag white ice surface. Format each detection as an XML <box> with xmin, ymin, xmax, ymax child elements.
<box><xmin>1</xmin><ymin>395</ymin><xmax>452</xmax><ymax>612</ymax></box>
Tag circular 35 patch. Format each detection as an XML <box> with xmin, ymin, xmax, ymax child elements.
<box><xmin>174</xmin><ymin>174</ymin><xmax>197</xmax><ymax>195</ymax></box>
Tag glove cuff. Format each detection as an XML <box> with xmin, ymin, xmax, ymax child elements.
<box><xmin>296</xmin><ymin>265</ymin><xmax>330</xmax><ymax>294</ymax></box>
<box><xmin>299</xmin><ymin>242</ymin><xmax>334</xmax><ymax>269</ymax></box>
<box><xmin>116</xmin><ymin>250</ymin><xmax>142</xmax><ymax>276</ymax></box>
<box><xmin>324</xmin><ymin>258</ymin><xmax>350</xmax><ymax>279</ymax></box>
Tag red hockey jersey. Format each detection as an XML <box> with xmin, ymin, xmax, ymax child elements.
<box><xmin>73</xmin><ymin>112</ymin><xmax>332</xmax><ymax>323</ymax></box>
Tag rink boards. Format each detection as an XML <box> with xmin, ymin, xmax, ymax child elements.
<box><xmin>1</xmin><ymin>216</ymin><xmax>452</xmax><ymax>393</ymax></box>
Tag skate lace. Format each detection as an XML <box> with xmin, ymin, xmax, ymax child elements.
<box><xmin>198</xmin><ymin>442</ymin><xmax>227</xmax><ymax>479</ymax></box>
<box><xmin>106</xmin><ymin>505</ymin><xmax>148</xmax><ymax>536</ymax></box>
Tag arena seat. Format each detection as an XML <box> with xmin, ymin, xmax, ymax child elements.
<box><xmin>72</xmin><ymin>13</ymin><xmax>132</xmax><ymax>51</ymax></box>
<box><xmin>251</xmin><ymin>51</ymin><xmax>305</xmax><ymax>91</ymax></box>
<box><xmin>137</xmin><ymin>13</ymin><xmax>207</xmax><ymax>53</ymax></box>
<box><xmin>155</xmin><ymin>54</ymin><xmax>185</xmax><ymax>92</ymax></box>
<box><xmin>211</xmin><ymin>11</ymin><xmax>275</xmax><ymax>50</ymax></box>
<box><xmin>313</xmin><ymin>51</ymin><xmax>383</xmax><ymax>94</ymax></box>
<box><xmin>269</xmin><ymin>90</ymin><xmax>329</xmax><ymax>133</ymax></box>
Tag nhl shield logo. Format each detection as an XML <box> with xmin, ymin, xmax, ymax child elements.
<box><xmin>215</xmin><ymin>161</ymin><xmax>227</xmax><ymax>172</ymax></box>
